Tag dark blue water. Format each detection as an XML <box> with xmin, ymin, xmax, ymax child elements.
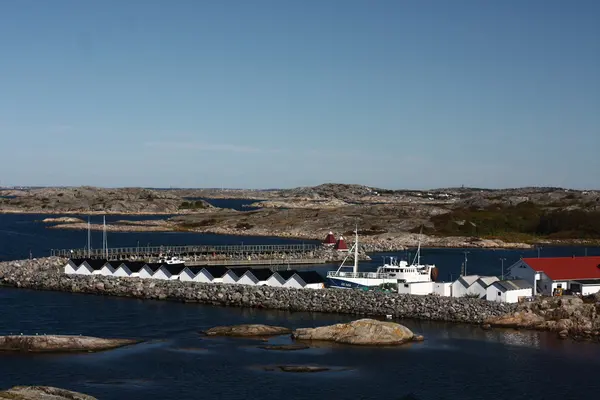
<box><xmin>1</xmin><ymin>287</ymin><xmax>599</xmax><ymax>400</ymax></box>
<box><xmin>2</xmin><ymin>213</ymin><xmax>600</xmax><ymax>399</ymax></box>
<box><xmin>0</xmin><ymin>214</ymin><xmax>315</xmax><ymax>262</ymax></box>
<box><xmin>184</xmin><ymin>198</ymin><xmax>262</xmax><ymax>211</ymax></box>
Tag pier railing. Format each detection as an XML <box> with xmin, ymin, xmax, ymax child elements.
<box><xmin>188</xmin><ymin>258</ymin><xmax>326</xmax><ymax>267</ymax></box>
<box><xmin>50</xmin><ymin>243</ymin><xmax>319</xmax><ymax>259</ymax></box>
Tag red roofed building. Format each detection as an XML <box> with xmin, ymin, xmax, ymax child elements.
<box><xmin>507</xmin><ymin>256</ymin><xmax>600</xmax><ymax>296</ymax></box>
<box><xmin>334</xmin><ymin>235</ymin><xmax>348</xmax><ymax>251</ymax></box>
<box><xmin>323</xmin><ymin>231</ymin><xmax>336</xmax><ymax>246</ymax></box>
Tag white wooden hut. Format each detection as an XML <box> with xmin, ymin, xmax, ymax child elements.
<box><xmin>76</xmin><ymin>259</ymin><xmax>107</xmax><ymax>276</ymax></box>
<box><xmin>296</xmin><ymin>271</ymin><xmax>326</xmax><ymax>289</ymax></box>
<box><xmin>64</xmin><ymin>259</ymin><xmax>83</xmax><ymax>275</ymax></box>
<box><xmin>113</xmin><ymin>261</ymin><xmax>147</xmax><ymax>278</ymax></box>
<box><xmin>153</xmin><ymin>264</ymin><xmax>186</xmax><ymax>280</ymax></box>
<box><xmin>486</xmin><ymin>280</ymin><xmax>533</xmax><ymax>303</ymax></box>
<box><xmin>179</xmin><ymin>266</ymin><xmax>205</xmax><ymax>282</ymax></box>
<box><xmin>237</xmin><ymin>269</ymin><xmax>272</xmax><ymax>286</ymax></box>
<box><xmin>451</xmin><ymin>275</ymin><xmax>480</xmax><ymax>297</ymax></box>
<box><xmin>221</xmin><ymin>269</ymin><xmax>240</xmax><ymax>284</ymax></box>
<box><xmin>470</xmin><ymin>276</ymin><xmax>500</xmax><ymax>299</ymax></box>
<box><xmin>265</xmin><ymin>272</ymin><xmax>287</xmax><ymax>287</ymax></box>
<box><xmin>94</xmin><ymin>261</ymin><xmax>117</xmax><ymax>276</ymax></box>
<box><xmin>138</xmin><ymin>263</ymin><xmax>163</xmax><ymax>279</ymax></box>
<box><xmin>201</xmin><ymin>267</ymin><xmax>231</xmax><ymax>283</ymax></box>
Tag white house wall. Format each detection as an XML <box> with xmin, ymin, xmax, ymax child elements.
<box><xmin>398</xmin><ymin>282</ymin><xmax>434</xmax><ymax>295</ymax></box>
<box><xmin>304</xmin><ymin>282</ymin><xmax>325</xmax><ymax>290</ymax></box>
<box><xmin>284</xmin><ymin>277</ymin><xmax>304</xmax><ymax>289</ymax></box>
<box><xmin>138</xmin><ymin>268</ymin><xmax>154</xmax><ymax>279</ymax></box>
<box><xmin>582</xmin><ymin>284</ymin><xmax>600</xmax><ymax>296</ymax></box>
<box><xmin>469</xmin><ymin>282</ymin><xmax>489</xmax><ymax>299</ymax></box>
<box><xmin>95</xmin><ymin>266</ymin><xmax>115</xmax><ymax>276</ymax></box>
<box><xmin>451</xmin><ymin>280</ymin><xmax>478</xmax><ymax>298</ymax></box>
<box><xmin>433</xmin><ymin>282</ymin><xmax>452</xmax><ymax>296</ymax></box>
<box><xmin>64</xmin><ymin>263</ymin><xmax>78</xmax><ymax>274</ymax></box>
<box><xmin>75</xmin><ymin>265</ymin><xmax>94</xmax><ymax>275</ymax></box>
<box><xmin>266</xmin><ymin>275</ymin><xmax>286</xmax><ymax>287</ymax></box>
<box><xmin>222</xmin><ymin>273</ymin><xmax>238</xmax><ymax>284</ymax></box>
<box><xmin>179</xmin><ymin>270</ymin><xmax>195</xmax><ymax>282</ymax></box>
<box><xmin>153</xmin><ymin>268</ymin><xmax>172</xmax><ymax>280</ymax></box>
<box><xmin>237</xmin><ymin>275</ymin><xmax>258</xmax><ymax>286</ymax></box>
<box><xmin>505</xmin><ymin>288</ymin><xmax>533</xmax><ymax>303</ymax></box>
<box><xmin>113</xmin><ymin>267</ymin><xmax>132</xmax><ymax>277</ymax></box>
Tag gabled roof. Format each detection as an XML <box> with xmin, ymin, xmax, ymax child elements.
<box><xmin>144</xmin><ymin>263</ymin><xmax>166</xmax><ymax>272</ymax></box>
<box><xmin>84</xmin><ymin>259</ymin><xmax>109</xmax><ymax>270</ymax></box>
<box><xmin>275</xmin><ymin>270</ymin><xmax>300</xmax><ymax>280</ymax></box>
<box><xmin>68</xmin><ymin>258</ymin><xmax>87</xmax><ymax>266</ymax></box>
<box><xmin>493</xmin><ymin>279</ymin><xmax>532</xmax><ymax>292</ymax></box>
<box><xmin>116</xmin><ymin>261</ymin><xmax>147</xmax><ymax>272</ymax></box>
<box><xmin>182</xmin><ymin>266</ymin><xmax>204</xmax><ymax>275</ymax></box>
<box><xmin>475</xmin><ymin>276</ymin><xmax>500</xmax><ymax>287</ymax></box>
<box><xmin>248</xmin><ymin>269</ymin><xmax>273</xmax><ymax>281</ymax></box>
<box><xmin>203</xmin><ymin>266</ymin><xmax>229</xmax><ymax>278</ymax></box>
<box><xmin>229</xmin><ymin>267</ymin><xmax>251</xmax><ymax>278</ymax></box>
<box><xmin>297</xmin><ymin>271</ymin><xmax>325</xmax><ymax>284</ymax></box>
<box><xmin>164</xmin><ymin>264</ymin><xmax>187</xmax><ymax>275</ymax></box>
<box><xmin>457</xmin><ymin>275</ymin><xmax>480</xmax><ymax>287</ymax></box>
<box><xmin>522</xmin><ymin>256</ymin><xmax>600</xmax><ymax>281</ymax></box>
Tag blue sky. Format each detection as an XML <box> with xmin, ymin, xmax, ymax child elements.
<box><xmin>0</xmin><ymin>0</ymin><xmax>598</xmax><ymax>189</ymax></box>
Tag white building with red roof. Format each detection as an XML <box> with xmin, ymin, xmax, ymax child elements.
<box><xmin>507</xmin><ymin>256</ymin><xmax>600</xmax><ymax>296</ymax></box>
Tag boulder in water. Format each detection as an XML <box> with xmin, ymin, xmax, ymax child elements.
<box><xmin>292</xmin><ymin>318</ymin><xmax>419</xmax><ymax>345</ymax></box>
<box><xmin>0</xmin><ymin>335</ymin><xmax>140</xmax><ymax>353</ymax></box>
<box><xmin>0</xmin><ymin>386</ymin><xmax>97</xmax><ymax>400</ymax></box>
<box><xmin>202</xmin><ymin>324</ymin><xmax>291</xmax><ymax>337</ymax></box>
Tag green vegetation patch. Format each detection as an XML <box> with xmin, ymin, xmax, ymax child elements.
<box><xmin>421</xmin><ymin>202</ymin><xmax>600</xmax><ymax>240</ymax></box>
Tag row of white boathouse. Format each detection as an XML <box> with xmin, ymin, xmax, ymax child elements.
<box><xmin>64</xmin><ymin>259</ymin><xmax>326</xmax><ymax>289</ymax></box>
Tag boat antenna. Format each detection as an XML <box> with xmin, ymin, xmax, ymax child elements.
<box><xmin>87</xmin><ymin>216</ymin><xmax>91</xmax><ymax>258</ymax></box>
<box><xmin>411</xmin><ymin>225</ymin><xmax>423</xmax><ymax>265</ymax></box>
<box><xmin>353</xmin><ymin>224</ymin><xmax>359</xmax><ymax>275</ymax></box>
<box><xmin>103</xmin><ymin>215</ymin><xmax>108</xmax><ymax>259</ymax></box>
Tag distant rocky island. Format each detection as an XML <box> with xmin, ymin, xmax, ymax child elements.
<box><xmin>3</xmin><ymin>183</ymin><xmax>600</xmax><ymax>250</ymax></box>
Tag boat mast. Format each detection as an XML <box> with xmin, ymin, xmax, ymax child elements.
<box><xmin>87</xmin><ymin>216</ymin><xmax>91</xmax><ymax>258</ymax></box>
<box><xmin>103</xmin><ymin>215</ymin><xmax>108</xmax><ymax>259</ymax></box>
<box><xmin>353</xmin><ymin>225</ymin><xmax>359</xmax><ymax>274</ymax></box>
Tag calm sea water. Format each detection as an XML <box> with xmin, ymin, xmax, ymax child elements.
<box><xmin>1</xmin><ymin>287</ymin><xmax>599</xmax><ymax>400</ymax></box>
<box><xmin>2</xmin><ymin>213</ymin><xmax>600</xmax><ymax>399</ymax></box>
<box><xmin>0</xmin><ymin>214</ymin><xmax>315</xmax><ymax>262</ymax></box>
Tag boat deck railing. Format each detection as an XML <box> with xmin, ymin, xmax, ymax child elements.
<box><xmin>326</xmin><ymin>271</ymin><xmax>394</xmax><ymax>279</ymax></box>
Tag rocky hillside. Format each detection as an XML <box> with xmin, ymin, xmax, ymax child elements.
<box><xmin>0</xmin><ymin>187</ymin><xmax>213</xmax><ymax>214</ymax></box>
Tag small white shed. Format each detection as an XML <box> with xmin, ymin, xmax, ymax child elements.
<box><xmin>451</xmin><ymin>275</ymin><xmax>480</xmax><ymax>297</ymax></box>
<box><xmin>486</xmin><ymin>280</ymin><xmax>533</xmax><ymax>303</ymax></box>
<box><xmin>265</xmin><ymin>272</ymin><xmax>287</xmax><ymax>287</ymax></box>
<box><xmin>470</xmin><ymin>276</ymin><xmax>500</xmax><ymax>299</ymax></box>
<box><xmin>64</xmin><ymin>259</ymin><xmax>81</xmax><ymax>274</ymax></box>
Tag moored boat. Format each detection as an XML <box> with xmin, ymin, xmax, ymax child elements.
<box><xmin>326</xmin><ymin>230</ymin><xmax>438</xmax><ymax>289</ymax></box>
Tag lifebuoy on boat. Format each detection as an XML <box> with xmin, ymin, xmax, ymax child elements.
<box><xmin>430</xmin><ymin>267</ymin><xmax>439</xmax><ymax>282</ymax></box>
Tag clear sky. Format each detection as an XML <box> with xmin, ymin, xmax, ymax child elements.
<box><xmin>0</xmin><ymin>0</ymin><xmax>598</xmax><ymax>189</ymax></box>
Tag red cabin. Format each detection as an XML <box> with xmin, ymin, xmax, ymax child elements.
<box><xmin>334</xmin><ymin>235</ymin><xmax>348</xmax><ymax>251</ymax></box>
<box><xmin>323</xmin><ymin>231</ymin><xmax>336</xmax><ymax>246</ymax></box>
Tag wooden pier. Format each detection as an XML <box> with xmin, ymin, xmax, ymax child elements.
<box><xmin>50</xmin><ymin>243</ymin><xmax>321</xmax><ymax>261</ymax></box>
<box><xmin>186</xmin><ymin>258</ymin><xmax>326</xmax><ymax>267</ymax></box>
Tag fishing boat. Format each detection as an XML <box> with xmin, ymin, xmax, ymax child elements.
<box><xmin>158</xmin><ymin>256</ymin><xmax>185</xmax><ymax>265</ymax></box>
<box><xmin>326</xmin><ymin>229</ymin><xmax>438</xmax><ymax>289</ymax></box>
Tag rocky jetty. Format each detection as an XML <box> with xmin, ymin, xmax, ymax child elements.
<box><xmin>202</xmin><ymin>324</ymin><xmax>291</xmax><ymax>337</ymax></box>
<box><xmin>292</xmin><ymin>319</ymin><xmax>418</xmax><ymax>345</ymax></box>
<box><xmin>0</xmin><ymin>335</ymin><xmax>140</xmax><ymax>353</ymax></box>
<box><xmin>485</xmin><ymin>295</ymin><xmax>600</xmax><ymax>340</ymax></box>
<box><xmin>41</xmin><ymin>217</ymin><xmax>84</xmax><ymax>224</ymax></box>
<box><xmin>0</xmin><ymin>258</ymin><xmax>514</xmax><ymax>326</ymax></box>
<box><xmin>0</xmin><ymin>386</ymin><xmax>97</xmax><ymax>400</ymax></box>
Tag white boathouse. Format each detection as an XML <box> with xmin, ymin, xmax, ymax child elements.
<box><xmin>486</xmin><ymin>280</ymin><xmax>533</xmax><ymax>303</ymax></box>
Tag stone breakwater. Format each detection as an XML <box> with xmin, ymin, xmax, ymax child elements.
<box><xmin>0</xmin><ymin>257</ymin><xmax>514</xmax><ymax>324</ymax></box>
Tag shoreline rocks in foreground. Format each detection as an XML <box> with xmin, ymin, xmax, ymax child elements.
<box><xmin>0</xmin><ymin>335</ymin><xmax>140</xmax><ymax>353</ymax></box>
<box><xmin>0</xmin><ymin>386</ymin><xmax>97</xmax><ymax>400</ymax></box>
<box><xmin>292</xmin><ymin>319</ymin><xmax>419</xmax><ymax>345</ymax></box>
<box><xmin>202</xmin><ymin>324</ymin><xmax>291</xmax><ymax>337</ymax></box>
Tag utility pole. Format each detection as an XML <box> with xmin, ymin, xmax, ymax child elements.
<box><xmin>463</xmin><ymin>251</ymin><xmax>469</xmax><ymax>276</ymax></box>
<box><xmin>500</xmin><ymin>257</ymin><xmax>506</xmax><ymax>280</ymax></box>
<box><xmin>537</xmin><ymin>246</ymin><xmax>542</xmax><ymax>258</ymax></box>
